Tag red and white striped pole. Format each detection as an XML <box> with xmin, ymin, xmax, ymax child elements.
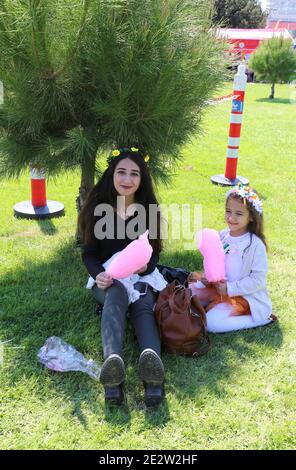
<box><xmin>14</xmin><ymin>166</ymin><xmax>64</xmax><ymax>219</ymax></box>
<box><xmin>211</xmin><ymin>64</ymin><xmax>249</xmax><ymax>186</ymax></box>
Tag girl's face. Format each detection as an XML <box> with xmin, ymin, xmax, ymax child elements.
<box><xmin>113</xmin><ymin>158</ymin><xmax>141</xmax><ymax>199</ymax></box>
<box><xmin>225</xmin><ymin>197</ymin><xmax>252</xmax><ymax>236</ymax></box>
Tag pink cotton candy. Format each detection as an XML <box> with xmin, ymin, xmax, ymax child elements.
<box><xmin>106</xmin><ymin>230</ymin><xmax>153</xmax><ymax>279</ymax></box>
<box><xmin>196</xmin><ymin>228</ymin><xmax>225</xmax><ymax>282</ymax></box>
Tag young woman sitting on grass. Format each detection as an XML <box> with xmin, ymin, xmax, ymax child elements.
<box><xmin>78</xmin><ymin>147</ymin><xmax>166</xmax><ymax>407</ymax></box>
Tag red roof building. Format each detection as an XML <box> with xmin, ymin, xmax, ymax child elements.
<box><xmin>266</xmin><ymin>0</ymin><xmax>296</xmax><ymax>34</ymax></box>
<box><xmin>268</xmin><ymin>22</ymin><xmax>296</xmax><ymax>39</ymax></box>
<box><xmin>269</xmin><ymin>21</ymin><xmax>296</xmax><ymax>30</ymax></box>
<box><xmin>217</xmin><ymin>28</ymin><xmax>294</xmax><ymax>59</ymax></box>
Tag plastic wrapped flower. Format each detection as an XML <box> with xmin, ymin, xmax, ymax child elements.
<box><xmin>112</xmin><ymin>149</ymin><xmax>120</xmax><ymax>157</ymax></box>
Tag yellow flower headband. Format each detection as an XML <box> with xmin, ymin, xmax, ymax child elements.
<box><xmin>109</xmin><ymin>147</ymin><xmax>150</xmax><ymax>164</ymax></box>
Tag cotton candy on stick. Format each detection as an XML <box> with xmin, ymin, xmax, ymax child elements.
<box><xmin>196</xmin><ymin>228</ymin><xmax>225</xmax><ymax>282</ymax></box>
<box><xmin>106</xmin><ymin>230</ymin><xmax>153</xmax><ymax>279</ymax></box>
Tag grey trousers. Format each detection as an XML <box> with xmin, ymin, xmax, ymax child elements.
<box><xmin>92</xmin><ymin>280</ymin><xmax>161</xmax><ymax>359</ymax></box>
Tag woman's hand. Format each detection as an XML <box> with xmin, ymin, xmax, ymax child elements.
<box><xmin>214</xmin><ymin>280</ymin><xmax>228</xmax><ymax>296</ymax></box>
<box><xmin>134</xmin><ymin>264</ymin><xmax>148</xmax><ymax>274</ymax></box>
<box><xmin>96</xmin><ymin>272</ymin><xmax>113</xmax><ymax>290</ymax></box>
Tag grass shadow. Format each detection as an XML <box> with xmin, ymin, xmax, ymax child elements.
<box><xmin>163</xmin><ymin>320</ymin><xmax>282</xmax><ymax>403</ymax></box>
<box><xmin>157</xmin><ymin>249</ymin><xmax>283</xmax><ymax>401</ymax></box>
<box><xmin>0</xmin><ymin>240</ymin><xmax>106</xmax><ymax>428</ymax></box>
<box><xmin>0</xmin><ymin>244</ymin><xmax>283</xmax><ymax>429</ymax></box>
<box><xmin>103</xmin><ymin>400</ymin><xmax>132</xmax><ymax>427</ymax></box>
<box><xmin>143</xmin><ymin>398</ymin><xmax>170</xmax><ymax>429</ymax></box>
<box><xmin>256</xmin><ymin>98</ymin><xmax>292</xmax><ymax>104</ymax></box>
<box><xmin>36</xmin><ymin>218</ymin><xmax>58</xmax><ymax>235</ymax></box>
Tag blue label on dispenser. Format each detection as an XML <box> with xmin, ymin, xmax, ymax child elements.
<box><xmin>232</xmin><ymin>100</ymin><xmax>244</xmax><ymax>113</ymax></box>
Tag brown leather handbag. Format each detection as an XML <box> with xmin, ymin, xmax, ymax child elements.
<box><xmin>154</xmin><ymin>280</ymin><xmax>211</xmax><ymax>357</ymax></box>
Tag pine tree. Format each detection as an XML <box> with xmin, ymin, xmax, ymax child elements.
<box><xmin>249</xmin><ymin>36</ymin><xmax>296</xmax><ymax>99</ymax></box>
<box><xmin>0</xmin><ymin>0</ymin><xmax>228</xmax><ymax>209</ymax></box>
<box><xmin>213</xmin><ymin>0</ymin><xmax>267</xmax><ymax>29</ymax></box>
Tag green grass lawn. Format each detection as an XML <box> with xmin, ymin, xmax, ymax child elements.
<box><xmin>0</xmin><ymin>82</ymin><xmax>295</xmax><ymax>450</ymax></box>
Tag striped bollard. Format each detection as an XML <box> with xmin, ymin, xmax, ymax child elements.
<box><xmin>211</xmin><ymin>64</ymin><xmax>249</xmax><ymax>186</ymax></box>
<box><xmin>14</xmin><ymin>167</ymin><xmax>64</xmax><ymax>219</ymax></box>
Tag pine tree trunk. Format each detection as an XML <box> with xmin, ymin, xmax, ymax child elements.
<box><xmin>269</xmin><ymin>83</ymin><xmax>275</xmax><ymax>99</ymax></box>
<box><xmin>75</xmin><ymin>155</ymin><xmax>96</xmax><ymax>245</ymax></box>
<box><xmin>76</xmin><ymin>156</ymin><xmax>96</xmax><ymax>213</ymax></box>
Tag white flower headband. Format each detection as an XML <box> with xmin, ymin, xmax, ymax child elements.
<box><xmin>226</xmin><ymin>184</ymin><xmax>263</xmax><ymax>214</ymax></box>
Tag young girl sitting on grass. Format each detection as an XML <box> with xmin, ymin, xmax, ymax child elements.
<box><xmin>189</xmin><ymin>184</ymin><xmax>276</xmax><ymax>333</ymax></box>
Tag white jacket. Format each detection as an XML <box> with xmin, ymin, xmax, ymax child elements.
<box><xmin>220</xmin><ymin>229</ymin><xmax>273</xmax><ymax>323</ymax></box>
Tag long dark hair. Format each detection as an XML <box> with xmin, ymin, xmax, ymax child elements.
<box><xmin>78</xmin><ymin>150</ymin><xmax>162</xmax><ymax>254</ymax></box>
<box><xmin>226</xmin><ymin>191</ymin><xmax>267</xmax><ymax>250</ymax></box>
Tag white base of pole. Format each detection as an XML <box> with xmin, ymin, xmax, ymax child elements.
<box><xmin>211</xmin><ymin>174</ymin><xmax>249</xmax><ymax>186</ymax></box>
<box><xmin>13</xmin><ymin>200</ymin><xmax>65</xmax><ymax>219</ymax></box>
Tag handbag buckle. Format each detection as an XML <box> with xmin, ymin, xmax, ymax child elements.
<box><xmin>191</xmin><ymin>310</ymin><xmax>200</xmax><ymax>318</ymax></box>
<box><xmin>137</xmin><ymin>283</ymin><xmax>149</xmax><ymax>296</ymax></box>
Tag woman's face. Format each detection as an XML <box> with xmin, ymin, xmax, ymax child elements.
<box><xmin>113</xmin><ymin>158</ymin><xmax>141</xmax><ymax>198</ymax></box>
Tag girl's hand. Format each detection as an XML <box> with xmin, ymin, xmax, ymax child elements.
<box><xmin>200</xmin><ymin>275</ymin><xmax>210</xmax><ymax>287</ymax></box>
<box><xmin>214</xmin><ymin>280</ymin><xmax>228</xmax><ymax>296</ymax></box>
<box><xmin>188</xmin><ymin>271</ymin><xmax>210</xmax><ymax>286</ymax></box>
<box><xmin>188</xmin><ymin>271</ymin><xmax>202</xmax><ymax>283</ymax></box>
<box><xmin>134</xmin><ymin>264</ymin><xmax>148</xmax><ymax>274</ymax></box>
<box><xmin>96</xmin><ymin>272</ymin><xmax>113</xmax><ymax>290</ymax></box>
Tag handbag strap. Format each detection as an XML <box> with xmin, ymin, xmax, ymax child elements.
<box><xmin>168</xmin><ymin>285</ymin><xmax>191</xmax><ymax>316</ymax></box>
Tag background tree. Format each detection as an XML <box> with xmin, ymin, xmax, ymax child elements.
<box><xmin>249</xmin><ymin>36</ymin><xmax>296</xmax><ymax>99</ymax></box>
<box><xmin>0</xmin><ymin>0</ymin><xmax>228</xmax><ymax>209</ymax></box>
<box><xmin>213</xmin><ymin>0</ymin><xmax>267</xmax><ymax>28</ymax></box>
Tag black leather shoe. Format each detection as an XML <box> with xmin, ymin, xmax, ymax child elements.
<box><xmin>144</xmin><ymin>384</ymin><xmax>164</xmax><ymax>408</ymax></box>
<box><xmin>100</xmin><ymin>354</ymin><xmax>125</xmax><ymax>406</ymax></box>
<box><xmin>104</xmin><ymin>384</ymin><xmax>124</xmax><ymax>406</ymax></box>
<box><xmin>138</xmin><ymin>349</ymin><xmax>164</xmax><ymax>407</ymax></box>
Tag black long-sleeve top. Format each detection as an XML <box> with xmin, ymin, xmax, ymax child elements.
<box><xmin>81</xmin><ymin>212</ymin><xmax>159</xmax><ymax>280</ymax></box>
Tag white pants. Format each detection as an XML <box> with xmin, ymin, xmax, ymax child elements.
<box><xmin>206</xmin><ymin>302</ymin><xmax>272</xmax><ymax>333</ymax></box>
<box><xmin>192</xmin><ymin>281</ymin><xmax>272</xmax><ymax>333</ymax></box>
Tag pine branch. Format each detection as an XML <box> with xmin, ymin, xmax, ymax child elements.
<box><xmin>0</xmin><ymin>0</ymin><xmax>228</xmax><ymax>186</ymax></box>
<box><xmin>53</xmin><ymin>0</ymin><xmax>92</xmax><ymax>79</ymax></box>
